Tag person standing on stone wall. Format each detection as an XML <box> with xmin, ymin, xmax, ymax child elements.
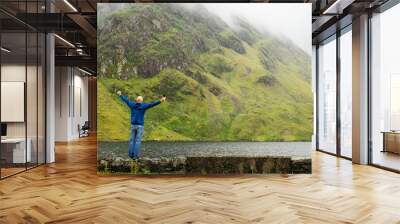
<box><xmin>117</xmin><ymin>90</ymin><xmax>166</xmax><ymax>159</ymax></box>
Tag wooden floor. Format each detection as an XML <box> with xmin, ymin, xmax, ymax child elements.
<box><xmin>1</xmin><ymin>136</ymin><xmax>400</xmax><ymax>224</ymax></box>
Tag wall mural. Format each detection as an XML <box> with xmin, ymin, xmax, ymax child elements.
<box><xmin>97</xmin><ymin>3</ymin><xmax>313</xmax><ymax>175</ymax></box>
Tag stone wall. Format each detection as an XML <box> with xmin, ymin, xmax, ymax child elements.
<box><xmin>98</xmin><ymin>156</ymin><xmax>311</xmax><ymax>175</ymax></box>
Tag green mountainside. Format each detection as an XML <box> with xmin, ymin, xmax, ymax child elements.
<box><xmin>97</xmin><ymin>4</ymin><xmax>313</xmax><ymax>142</ymax></box>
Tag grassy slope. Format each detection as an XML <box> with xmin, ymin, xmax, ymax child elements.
<box><xmin>97</xmin><ymin>81</ymin><xmax>130</xmax><ymax>141</ymax></box>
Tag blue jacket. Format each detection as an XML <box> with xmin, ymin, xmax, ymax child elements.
<box><xmin>120</xmin><ymin>95</ymin><xmax>161</xmax><ymax>125</ymax></box>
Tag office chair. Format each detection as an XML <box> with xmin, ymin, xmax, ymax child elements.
<box><xmin>79</xmin><ymin>121</ymin><xmax>90</xmax><ymax>138</ymax></box>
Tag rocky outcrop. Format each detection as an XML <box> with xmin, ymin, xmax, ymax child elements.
<box><xmin>259</xmin><ymin>46</ymin><xmax>277</xmax><ymax>71</ymax></box>
<box><xmin>233</xmin><ymin>18</ymin><xmax>260</xmax><ymax>46</ymax></box>
<box><xmin>185</xmin><ymin>70</ymin><xmax>208</xmax><ymax>85</ymax></box>
<box><xmin>98</xmin><ymin>4</ymin><xmax>211</xmax><ymax>78</ymax></box>
<box><xmin>217</xmin><ymin>33</ymin><xmax>246</xmax><ymax>54</ymax></box>
<box><xmin>208</xmin><ymin>85</ymin><xmax>222</xmax><ymax>96</ymax></box>
<box><xmin>257</xmin><ymin>75</ymin><xmax>278</xmax><ymax>87</ymax></box>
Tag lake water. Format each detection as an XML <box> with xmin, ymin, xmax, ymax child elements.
<box><xmin>98</xmin><ymin>141</ymin><xmax>311</xmax><ymax>160</ymax></box>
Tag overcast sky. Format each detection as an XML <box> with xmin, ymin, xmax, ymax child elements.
<box><xmin>198</xmin><ymin>3</ymin><xmax>312</xmax><ymax>55</ymax></box>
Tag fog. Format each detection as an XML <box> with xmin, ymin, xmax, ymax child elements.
<box><xmin>99</xmin><ymin>3</ymin><xmax>312</xmax><ymax>55</ymax></box>
<box><xmin>187</xmin><ymin>3</ymin><xmax>312</xmax><ymax>55</ymax></box>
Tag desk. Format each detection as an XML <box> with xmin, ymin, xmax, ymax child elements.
<box><xmin>1</xmin><ymin>138</ymin><xmax>31</xmax><ymax>163</ymax></box>
<box><xmin>382</xmin><ymin>131</ymin><xmax>400</xmax><ymax>154</ymax></box>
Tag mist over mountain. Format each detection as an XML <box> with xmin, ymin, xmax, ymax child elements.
<box><xmin>97</xmin><ymin>4</ymin><xmax>312</xmax><ymax>142</ymax></box>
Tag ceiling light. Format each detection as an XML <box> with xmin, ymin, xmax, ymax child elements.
<box><xmin>78</xmin><ymin>67</ymin><xmax>93</xmax><ymax>76</ymax></box>
<box><xmin>1</xmin><ymin>47</ymin><xmax>11</xmax><ymax>53</ymax></box>
<box><xmin>63</xmin><ymin>0</ymin><xmax>78</xmax><ymax>12</ymax></box>
<box><xmin>54</xmin><ymin>34</ymin><xmax>75</xmax><ymax>48</ymax></box>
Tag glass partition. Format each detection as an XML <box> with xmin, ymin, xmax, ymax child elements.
<box><xmin>371</xmin><ymin>4</ymin><xmax>400</xmax><ymax>171</ymax></box>
<box><xmin>27</xmin><ymin>31</ymin><xmax>38</xmax><ymax>169</ymax></box>
<box><xmin>1</xmin><ymin>30</ymin><xmax>28</xmax><ymax>177</ymax></box>
<box><xmin>0</xmin><ymin>2</ymin><xmax>46</xmax><ymax>179</ymax></box>
<box><xmin>318</xmin><ymin>36</ymin><xmax>337</xmax><ymax>154</ymax></box>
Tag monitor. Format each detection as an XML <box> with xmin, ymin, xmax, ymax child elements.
<box><xmin>1</xmin><ymin>123</ymin><xmax>7</xmax><ymax>137</ymax></box>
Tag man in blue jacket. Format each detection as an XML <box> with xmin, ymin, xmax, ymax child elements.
<box><xmin>117</xmin><ymin>90</ymin><xmax>166</xmax><ymax>159</ymax></box>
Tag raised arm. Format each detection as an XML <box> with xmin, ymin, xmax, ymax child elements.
<box><xmin>144</xmin><ymin>96</ymin><xmax>166</xmax><ymax>110</ymax></box>
<box><xmin>142</xmin><ymin>100</ymin><xmax>161</xmax><ymax>110</ymax></box>
<box><xmin>119</xmin><ymin>95</ymin><xmax>134</xmax><ymax>107</ymax></box>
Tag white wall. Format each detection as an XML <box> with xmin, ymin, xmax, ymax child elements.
<box><xmin>55</xmin><ymin>66</ymin><xmax>69</xmax><ymax>141</ymax></box>
<box><xmin>72</xmin><ymin>72</ymin><xmax>89</xmax><ymax>138</ymax></box>
<box><xmin>55</xmin><ymin>67</ymin><xmax>89</xmax><ymax>141</ymax></box>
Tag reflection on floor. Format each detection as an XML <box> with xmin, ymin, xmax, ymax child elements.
<box><xmin>373</xmin><ymin>151</ymin><xmax>400</xmax><ymax>171</ymax></box>
<box><xmin>0</xmin><ymin>162</ymin><xmax>42</xmax><ymax>178</ymax></box>
<box><xmin>0</xmin><ymin>167</ymin><xmax>25</xmax><ymax>178</ymax></box>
